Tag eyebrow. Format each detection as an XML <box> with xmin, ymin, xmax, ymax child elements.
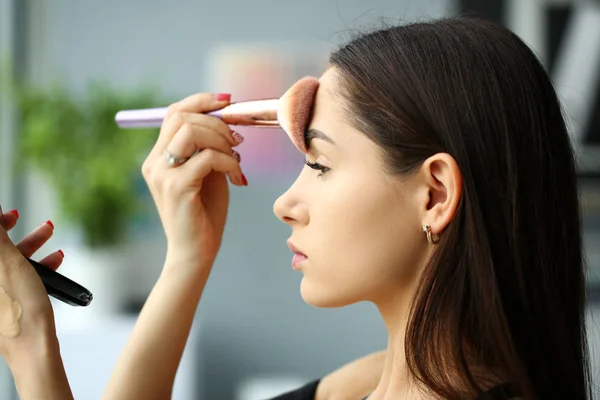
<box><xmin>304</xmin><ymin>128</ymin><xmax>336</xmax><ymax>147</ymax></box>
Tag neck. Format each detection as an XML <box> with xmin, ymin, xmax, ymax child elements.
<box><xmin>369</xmin><ymin>284</ymin><xmax>433</xmax><ymax>400</ymax></box>
<box><xmin>368</xmin><ymin>276</ymin><xmax>501</xmax><ymax>400</ymax></box>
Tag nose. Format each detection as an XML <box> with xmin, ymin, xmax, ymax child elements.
<box><xmin>273</xmin><ymin>186</ymin><xmax>309</xmax><ymax>226</ymax></box>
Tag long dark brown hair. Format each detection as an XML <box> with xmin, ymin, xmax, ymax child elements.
<box><xmin>330</xmin><ymin>16</ymin><xmax>593</xmax><ymax>399</ymax></box>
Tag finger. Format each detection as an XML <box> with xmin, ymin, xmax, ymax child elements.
<box><xmin>180</xmin><ymin>148</ymin><xmax>245</xmax><ymax>187</ymax></box>
<box><xmin>1</xmin><ymin>210</ymin><xmax>19</xmax><ymax>231</ymax></box>
<box><xmin>166</xmin><ymin>121</ymin><xmax>234</xmax><ymax>161</ymax></box>
<box><xmin>153</xmin><ymin>93</ymin><xmax>232</xmax><ymax>156</ymax></box>
<box><xmin>181</xmin><ymin>112</ymin><xmax>239</xmax><ymax>146</ymax></box>
<box><xmin>15</xmin><ymin>221</ymin><xmax>54</xmax><ymax>259</ymax></box>
<box><xmin>158</xmin><ymin>112</ymin><xmax>238</xmax><ymax>157</ymax></box>
<box><xmin>37</xmin><ymin>250</ymin><xmax>64</xmax><ymax>271</ymax></box>
<box><xmin>0</xmin><ymin>225</ymin><xmax>32</xmax><ymax>274</ymax></box>
<box><xmin>168</xmin><ymin>92</ymin><xmax>231</xmax><ymax>117</ymax></box>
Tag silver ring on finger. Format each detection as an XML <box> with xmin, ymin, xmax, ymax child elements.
<box><xmin>164</xmin><ymin>149</ymin><xmax>189</xmax><ymax>167</ymax></box>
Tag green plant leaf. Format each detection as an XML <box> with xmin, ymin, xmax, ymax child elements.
<box><xmin>8</xmin><ymin>75</ymin><xmax>167</xmax><ymax>248</ymax></box>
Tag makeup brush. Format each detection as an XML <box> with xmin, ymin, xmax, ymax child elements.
<box><xmin>115</xmin><ymin>76</ymin><xmax>319</xmax><ymax>153</ymax></box>
<box><xmin>276</xmin><ymin>76</ymin><xmax>319</xmax><ymax>153</ymax></box>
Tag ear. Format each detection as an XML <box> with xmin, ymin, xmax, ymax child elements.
<box><xmin>12</xmin><ymin>300</ymin><xmax>22</xmax><ymax>321</ymax></box>
<box><xmin>417</xmin><ymin>153</ymin><xmax>462</xmax><ymax>236</ymax></box>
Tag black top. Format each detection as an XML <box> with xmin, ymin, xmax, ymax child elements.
<box><xmin>267</xmin><ymin>379</ymin><xmax>521</xmax><ymax>400</ymax></box>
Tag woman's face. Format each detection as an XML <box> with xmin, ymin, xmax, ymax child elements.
<box><xmin>273</xmin><ymin>68</ymin><xmax>430</xmax><ymax>308</ymax></box>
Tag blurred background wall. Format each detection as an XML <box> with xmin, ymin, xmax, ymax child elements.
<box><xmin>0</xmin><ymin>0</ymin><xmax>598</xmax><ymax>399</ymax></box>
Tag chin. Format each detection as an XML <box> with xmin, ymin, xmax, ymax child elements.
<box><xmin>299</xmin><ymin>277</ymin><xmax>360</xmax><ymax>308</ymax></box>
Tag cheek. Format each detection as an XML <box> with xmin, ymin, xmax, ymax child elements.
<box><xmin>303</xmin><ymin>175</ymin><xmax>423</xmax><ymax>304</ymax></box>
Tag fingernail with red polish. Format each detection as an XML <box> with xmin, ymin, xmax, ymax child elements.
<box><xmin>241</xmin><ymin>173</ymin><xmax>248</xmax><ymax>186</ymax></box>
<box><xmin>232</xmin><ymin>150</ymin><xmax>241</xmax><ymax>163</ymax></box>
<box><xmin>214</xmin><ymin>93</ymin><xmax>231</xmax><ymax>102</ymax></box>
<box><xmin>58</xmin><ymin>250</ymin><xmax>64</xmax><ymax>258</ymax></box>
<box><xmin>46</xmin><ymin>220</ymin><xmax>54</xmax><ymax>229</ymax></box>
<box><xmin>232</xmin><ymin>132</ymin><xmax>245</xmax><ymax>144</ymax></box>
<box><xmin>7</xmin><ymin>209</ymin><xmax>18</xmax><ymax>218</ymax></box>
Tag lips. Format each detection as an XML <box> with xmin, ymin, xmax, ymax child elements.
<box><xmin>287</xmin><ymin>240</ymin><xmax>308</xmax><ymax>269</ymax></box>
<box><xmin>287</xmin><ymin>241</ymin><xmax>305</xmax><ymax>256</ymax></box>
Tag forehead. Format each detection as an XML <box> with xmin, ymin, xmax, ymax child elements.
<box><xmin>307</xmin><ymin>68</ymin><xmax>405</xmax><ymax>191</ymax></box>
<box><xmin>308</xmin><ymin>68</ymin><xmax>349</xmax><ymax>132</ymax></box>
<box><xmin>315</xmin><ymin>68</ymin><xmax>343</xmax><ymax>110</ymax></box>
<box><xmin>308</xmin><ymin>68</ymin><xmax>389</xmax><ymax>165</ymax></box>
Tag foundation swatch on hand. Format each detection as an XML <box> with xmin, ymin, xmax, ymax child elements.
<box><xmin>0</xmin><ymin>287</ymin><xmax>22</xmax><ymax>338</ymax></box>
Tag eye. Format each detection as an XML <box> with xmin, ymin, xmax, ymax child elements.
<box><xmin>304</xmin><ymin>159</ymin><xmax>331</xmax><ymax>176</ymax></box>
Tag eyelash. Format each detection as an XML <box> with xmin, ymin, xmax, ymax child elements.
<box><xmin>304</xmin><ymin>159</ymin><xmax>331</xmax><ymax>176</ymax></box>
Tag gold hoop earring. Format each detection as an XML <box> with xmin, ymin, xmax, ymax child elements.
<box><xmin>423</xmin><ymin>225</ymin><xmax>440</xmax><ymax>244</ymax></box>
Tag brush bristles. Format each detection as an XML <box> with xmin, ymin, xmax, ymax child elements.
<box><xmin>278</xmin><ymin>77</ymin><xmax>320</xmax><ymax>153</ymax></box>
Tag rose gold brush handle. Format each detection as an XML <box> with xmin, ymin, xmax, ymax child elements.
<box><xmin>115</xmin><ymin>99</ymin><xmax>281</xmax><ymax>129</ymax></box>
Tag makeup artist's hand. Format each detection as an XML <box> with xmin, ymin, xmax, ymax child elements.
<box><xmin>0</xmin><ymin>211</ymin><xmax>74</xmax><ymax>399</ymax></box>
<box><xmin>141</xmin><ymin>93</ymin><xmax>246</xmax><ymax>270</ymax></box>
<box><xmin>104</xmin><ymin>96</ymin><xmax>245</xmax><ymax>400</ymax></box>
<box><xmin>0</xmin><ymin>211</ymin><xmax>65</xmax><ymax>362</ymax></box>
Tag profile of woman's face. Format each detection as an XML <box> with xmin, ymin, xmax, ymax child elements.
<box><xmin>273</xmin><ymin>68</ymin><xmax>430</xmax><ymax>308</ymax></box>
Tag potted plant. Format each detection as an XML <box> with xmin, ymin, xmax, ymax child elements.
<box><xmin>10</xmin><ymin>76</ymin><xmax>167</xmax><ymax>313</ymax></box>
